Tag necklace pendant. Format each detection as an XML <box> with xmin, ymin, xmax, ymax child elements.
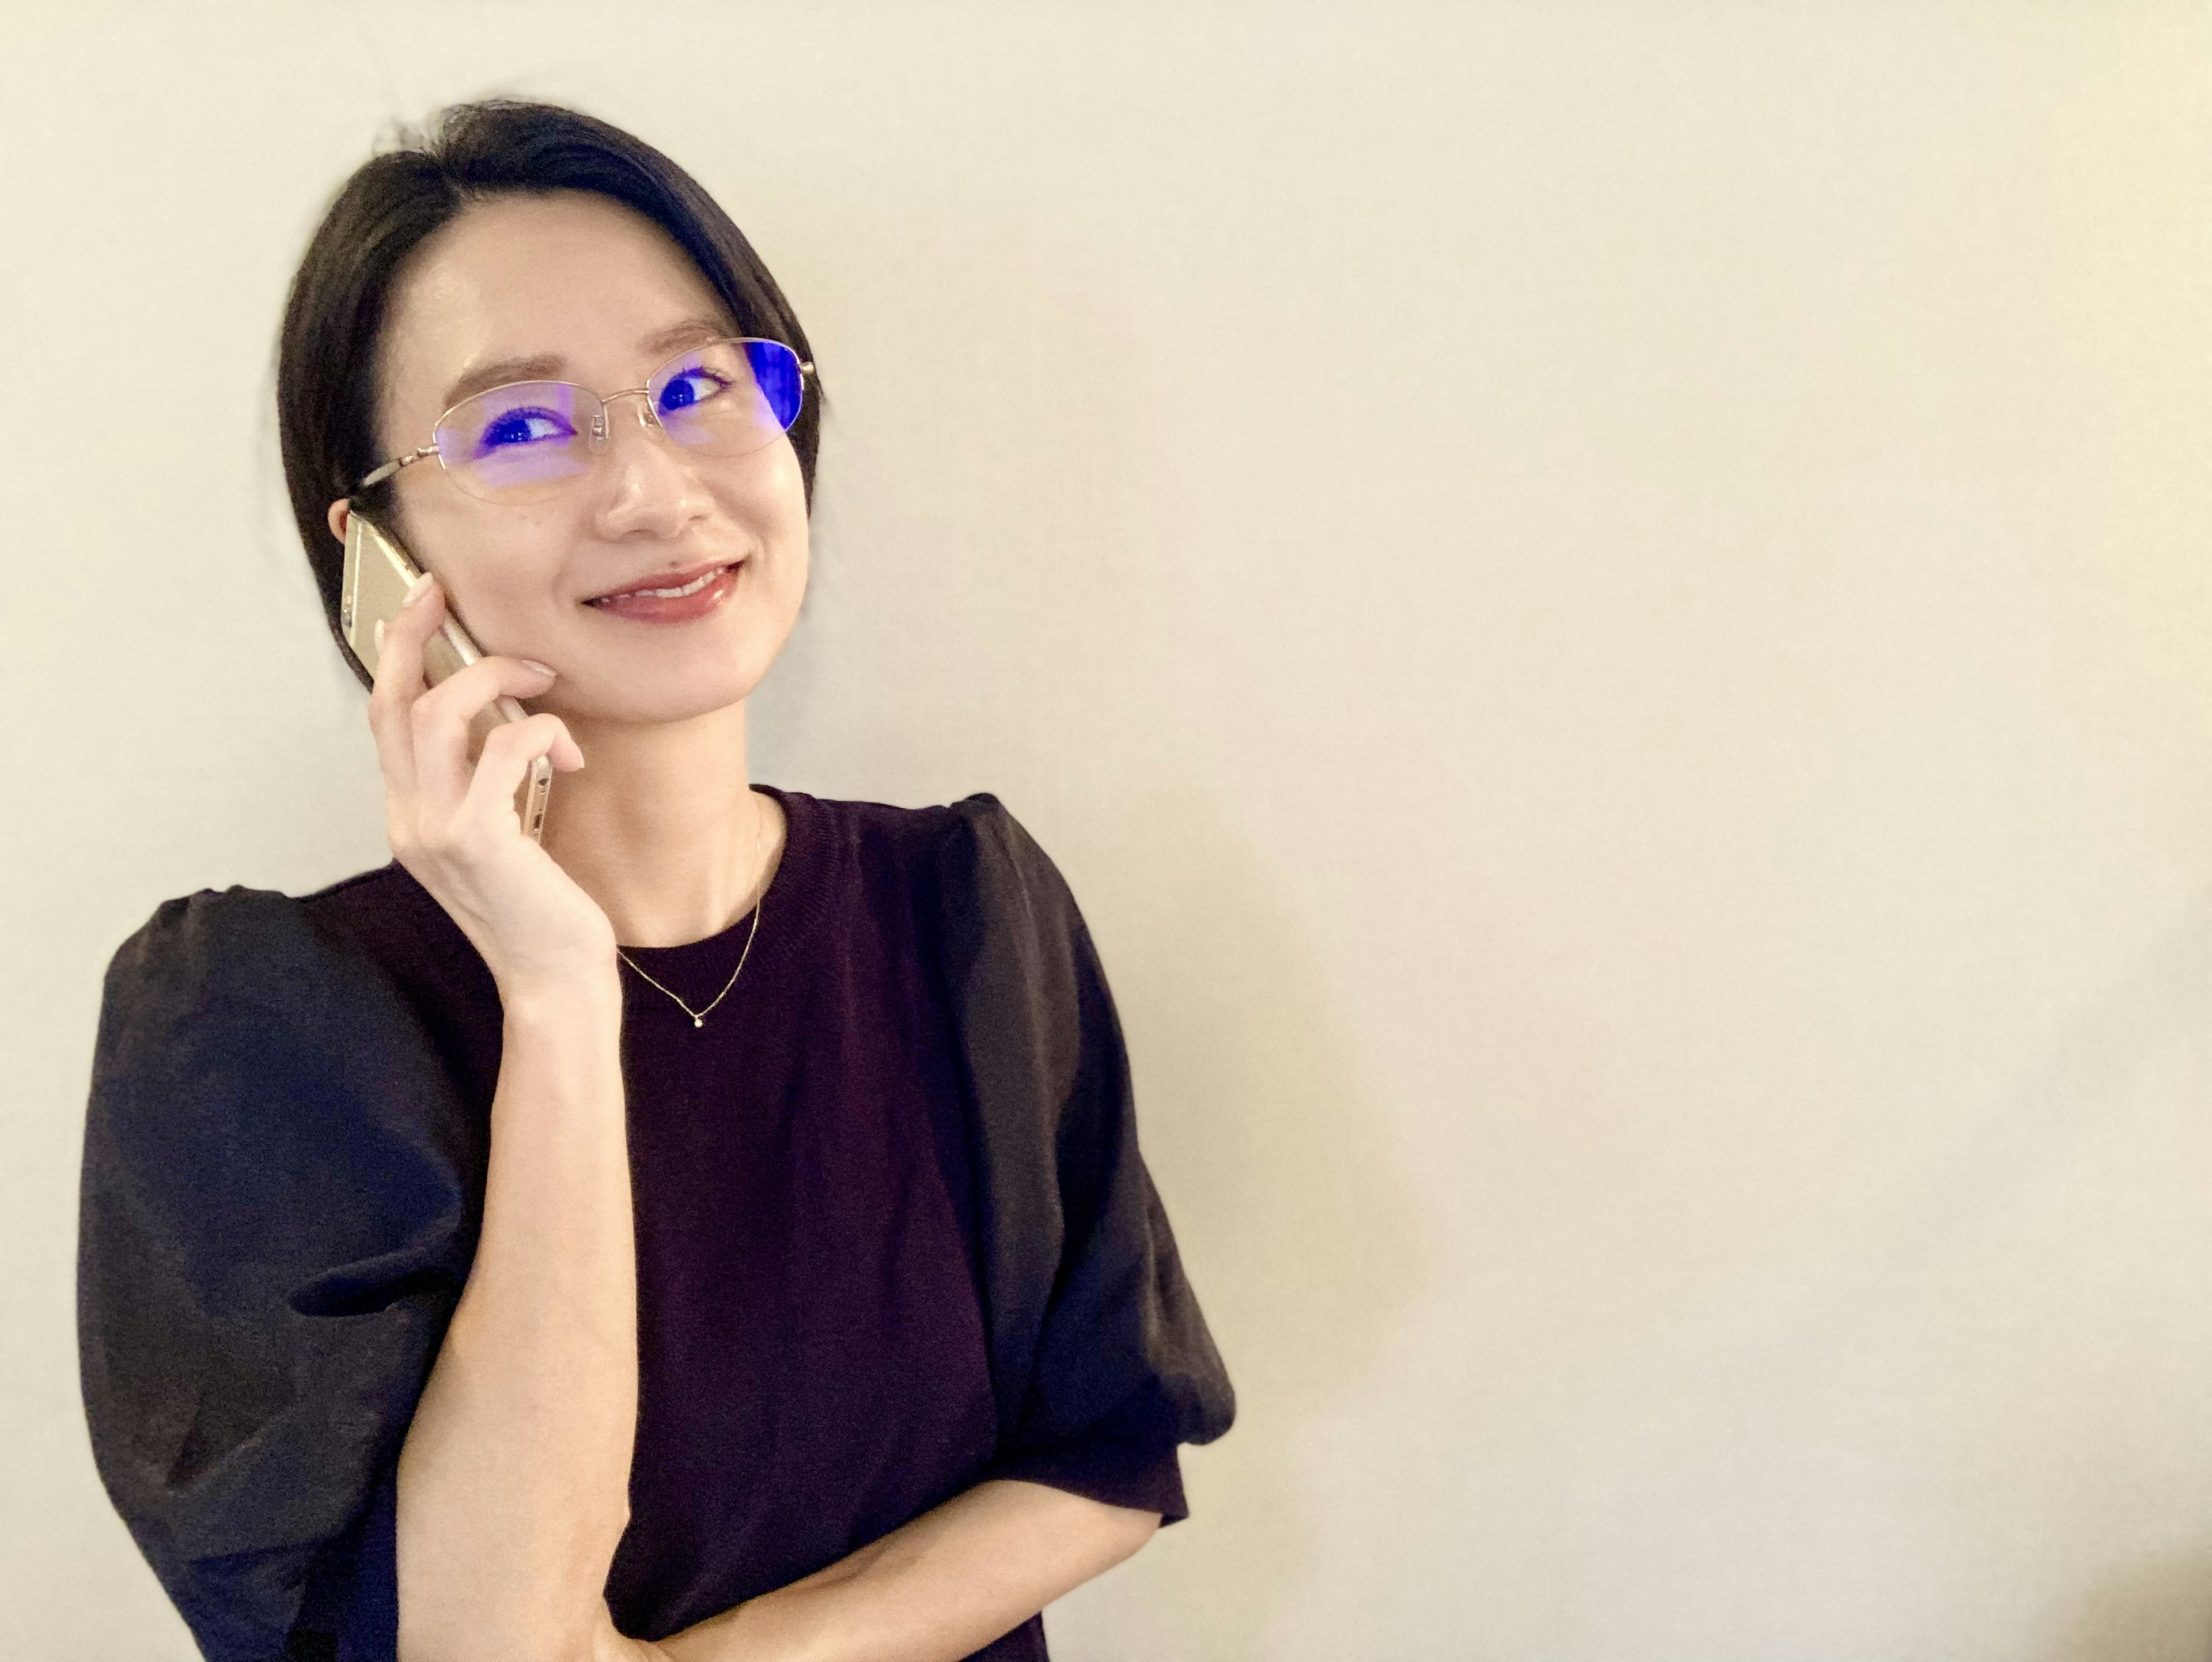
<box><xmin>693</xmin><ymin>1015</ymin><xmax>704</xmax><ymax>1028</ymax></box>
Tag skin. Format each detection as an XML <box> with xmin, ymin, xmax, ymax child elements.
<box><xmin>329</xmin><ymin>191</ymin><xmax>1158</xmax><ymax>1661</ymax></box>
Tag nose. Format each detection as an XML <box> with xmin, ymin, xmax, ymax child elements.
<box><xmin>592</xmin><ymin>389</ymin><xmax>714</xmax><ymax>537</ymax></box>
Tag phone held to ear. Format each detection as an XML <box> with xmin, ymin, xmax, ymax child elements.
<box><xmin>340</xmin><ymin>510</ymin><xmax>555</xmax><ymax>845</ymax></box>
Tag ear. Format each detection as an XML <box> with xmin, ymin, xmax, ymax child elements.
<box><xmin>326</xmin><ymin>498</ymin><xmax>351</xmax><ymax>547</ymax></box>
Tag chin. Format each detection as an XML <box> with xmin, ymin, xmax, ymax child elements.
<box><xmin>557</xmin><ymin>660</ymin><xmax>764</xmax><ymax>727</ymax></box>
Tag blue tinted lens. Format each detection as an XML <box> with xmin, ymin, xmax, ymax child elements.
<box><xmin>744</xmin><ymin>340</ymin><xmax>805</xmax><ymax>429</ymax></box>
<box><xmin>649</xmin><ymin>339</ymin><xmax>804</xmax><ymax>455</ymax></box>
<box><xmin>438</xmin><ymin>381</ymin><xmax>593</xmax><ymax>499</ymax></box>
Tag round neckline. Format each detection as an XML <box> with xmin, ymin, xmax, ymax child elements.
<box><xmin>615</xmin><ymin>785</ymin><xmax>787</xmax><ymax>955</ymax></box>
<box><xmin>613</xmin><ymin>785</ymin><xmax>828</xmax><ymax>1014</ymax></box>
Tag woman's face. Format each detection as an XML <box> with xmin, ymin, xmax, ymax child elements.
<box><xmin>334</xmin><ymin>190</ymin><xmax>810</xmax><ymax>726</ymax></box>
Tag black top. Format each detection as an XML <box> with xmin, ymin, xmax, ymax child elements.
<box><xmin>76</xmin><ymin>788</ymin><xmax>1234</xmax><ymax>1662</ymax></box>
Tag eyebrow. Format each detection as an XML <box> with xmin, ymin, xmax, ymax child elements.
<box><xmin>435</xmin><ymin>316</ymin><xmax>736</xmax><ymax>411</ymax></box>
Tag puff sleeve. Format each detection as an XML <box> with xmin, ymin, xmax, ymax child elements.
<box><xmin>927</xmin><ymin>795</ymin><xmax>1235</xmax><ymax>1520</ymax></box>
<box><xmin>77</xmin><ymin>888</ymin><xmax>479</xmax><ymax>1662</ymax></box>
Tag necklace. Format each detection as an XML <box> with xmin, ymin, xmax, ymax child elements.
<box><xmin>615</xmin><ymin>795</ymin><xmax>768</xmax><ymax>1028</ymax></box>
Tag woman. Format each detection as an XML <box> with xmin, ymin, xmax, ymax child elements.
<box><xmin>77</xmin><ymin>100</ymin><xmax>1233</xmax><ymax>1662</ymax></box>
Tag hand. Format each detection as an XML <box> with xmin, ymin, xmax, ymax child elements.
<box><xmin>368</xmin><ymin>570</ymin><xmax>615</xmax><ymax>994</ymax></box>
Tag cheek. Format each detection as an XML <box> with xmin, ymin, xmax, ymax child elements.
<box><xmin>771</xmin><ymin>515</ymin><xmax>811</xmax><ymax>616</ymax></box>
<box><xmin>715</xmin><ymin>450</ymin><xmax>811</xmax><ymax>564</ymax></box>
<box><xmin>749</xmin><ymin>508</ymin><xmax>809</xmax><ymax>647</ymax></box>
<box><xmin>751</xmin><ymin>528</ymin><xmax>809</xmax><ymax>637</ymax></box>
<box><xmin>404</xmin><ymin>496</ymin><xmax>574</xmax><ymax>636</ymax></box>
<box><xmin>746</xmin><ymin>436</ymin><xmax>808</xmax><ymax>517</ymax></box>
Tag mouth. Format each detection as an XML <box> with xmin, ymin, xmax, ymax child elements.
<box><xmin>584</xmin><ymin>559</ymin><xmax>744</xmax><ymax>607</ymax></box>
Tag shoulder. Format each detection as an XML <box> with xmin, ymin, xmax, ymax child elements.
<box><xmin>790</xmin><ymin>787</ymin><xmax>1013</xmax><ymax>857</ymax></box>
<box><xmin>789</xmin><ymin>789</ymin><xmax>1076</xmax><ymax>921</ymax></box>
<box><xmin>99</xmin><ymin>862</ymin><xmax>442</xmax><ymax>1016</ymax></box>
<box><xmin>101</xmin><ymin>880</ymin><xmax>359</xmax><ymax>1024</ymax></box>
<box><xmin>92</xmin><ymin>866</ymin><xmax>450</xmax><ymax>1118</ymax></box>
<box><xmin>90</xmin><ymin>869</ymin><xmax>483</xmax><ymax>1200</ymax></box>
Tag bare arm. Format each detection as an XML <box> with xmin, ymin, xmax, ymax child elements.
<box><xmin>599</xmin><ymin>1479</ymin><xmax>1158</xmax><ymax>1662</ymax></box>
<box><xmin>398</xmin><ymin>969</ymin><xmax>636</xmax><ymax>1662</ymax></box>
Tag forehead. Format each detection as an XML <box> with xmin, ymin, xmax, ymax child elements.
<box><xmin>379</xmin><ymin>192</ymin><xmax>733</xmax><ymax>418</ymax></box>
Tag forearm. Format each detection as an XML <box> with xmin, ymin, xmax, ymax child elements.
<box><xmin>647</xmin><ymin>1479</ymin><xmax>1160</xmax><ymax>1662</ymax></box>
<box><xmin>397</xmin><ymin>971</ymin><xmax>637</xmax><ymax>1662</ymax></box>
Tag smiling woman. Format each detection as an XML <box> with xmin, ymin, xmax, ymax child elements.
<box><xmin>76</xmin><ymin>100</ymin><xmax>1233</xmax><ymax>1662</ymax></box>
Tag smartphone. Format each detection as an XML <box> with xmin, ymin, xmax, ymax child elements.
<box><xmin>340</xmin><ymin>511</ymin><xmax>555</xmax><ymax>844</ymax></box>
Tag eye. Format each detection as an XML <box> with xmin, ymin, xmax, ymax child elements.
<box><xmin>658</xmin><ymin>366</ymin><xmax>733</xmax><ymax>414</ymax></box>
<box><xmin>475</xmin><ymin>406</ymin><xmax>576</xmax><ymax>453</ymax></box>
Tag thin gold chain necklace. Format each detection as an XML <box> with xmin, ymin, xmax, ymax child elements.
<box><xmin>615</xmin><ymin>796</ymin><xmax>768</xmax><ymax>1028</ymax></box>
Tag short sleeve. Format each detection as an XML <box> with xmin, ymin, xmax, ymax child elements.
<box><xmin>927</xmin><ymin>796</ymin><xmax>1234</xmax><ymax>1522</ymax></box>
<box><xmin>982</xmin><ymin>1383</ymin><xmax>1194</xmax><ymax>1521</ymax></box>
<box><xmin>77</xmin><ymin>888</ymin><xmax>479</xmax><ymax>1662</ymax></box>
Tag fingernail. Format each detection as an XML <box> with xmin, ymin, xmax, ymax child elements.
<box><xmin>403</xmin><ymin>572</ymin><xmax>435</xmax><ymax>606</ymax></box>
<box><xmin>521</xmin><ymin>658</ymin><xmax>557</xmax><ymax>677</ymax></box>
<box><xmin>374</xmin><ymin>619</ymin><xmax>387</xmax><ymax>652</ymax></box>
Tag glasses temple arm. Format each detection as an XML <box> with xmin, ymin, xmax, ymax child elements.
<box><xmin>356</xmin><ymin>445</ymin><xmax>437</xmax><ymax>493</ymax></box>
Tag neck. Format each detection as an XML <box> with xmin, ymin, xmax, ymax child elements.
<box><xmin>533</xmin><ymin>699</ymin><xmax>785</xmax><ymax>949</ymax></box>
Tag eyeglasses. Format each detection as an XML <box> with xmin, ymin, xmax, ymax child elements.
<box><xmin>355</xmin><ymin>336</ymin><xmax>813</xmax><ymax>506</ymax></box>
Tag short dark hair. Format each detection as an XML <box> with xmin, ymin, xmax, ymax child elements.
<box><xmin>276</xmin><ymin>99</ymin><xmax>821</xmax><ymax>692</ymax></box>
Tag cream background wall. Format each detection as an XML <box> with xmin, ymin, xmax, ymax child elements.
<box><xmin>6</xmin><ymin>4</ymin><xmax>2212</xmax><ymax>1658</ymax></box>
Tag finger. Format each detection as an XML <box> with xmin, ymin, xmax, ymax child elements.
<box><xmin>457</xmin><ymin>711</ymin><xmax>577</xmax><ymax>839</ymax></box>
<box><xmin>409</xmin><ymin>652</ymin><xmax>560</xmax><ymax>816</ymax></box>
<box><xmin>365</xmin><ymin>571</ymin><xmax>447</xmax><ymax>804</ymax></box>
<box><xmin>503</xmin><ymin>707</ymin><xmax>586</xmax><ymax>774</ymax></box>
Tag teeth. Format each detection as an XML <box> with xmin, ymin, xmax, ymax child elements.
<box><xmin>598</xmin><ymin>565</ymin><xmax>728</xmax><ymax>604</ymax></box>
<box><xmin>632</xmin><ymin>569</ymin><xmax>719</xmax><ymax>599</ymax></box>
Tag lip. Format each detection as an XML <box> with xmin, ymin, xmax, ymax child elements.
<box><xmin>584</xmin><ymin>559</ymin><xmax>741</xmax><ymax>603</ymax></box>
<box><xmin>584</xmin><ymin>560</ymin><xmax>743</xmax><ymax>625</ymax></box>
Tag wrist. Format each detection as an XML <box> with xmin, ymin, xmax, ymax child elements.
<box><xmin>497</xmin><ymin>961</ymin><xmax>623</xmax><ymax>1025</ymax></box>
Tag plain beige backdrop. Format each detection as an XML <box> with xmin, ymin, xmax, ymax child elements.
<box><xmin>7</xmin><ymin>3</ymin><xmax>2212</xmax><ymax>1658</ymax></box>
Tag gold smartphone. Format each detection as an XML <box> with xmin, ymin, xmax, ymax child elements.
<box><xmin>340</xmin><ymin>512</ymin><xmax>555</xmax><ymax>844</ymax></box>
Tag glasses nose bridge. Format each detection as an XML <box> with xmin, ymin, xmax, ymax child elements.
<box><xmin>588</xmin><ymin>383</ymin><xmax>662</xmax><ymax>446</ymax></box>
